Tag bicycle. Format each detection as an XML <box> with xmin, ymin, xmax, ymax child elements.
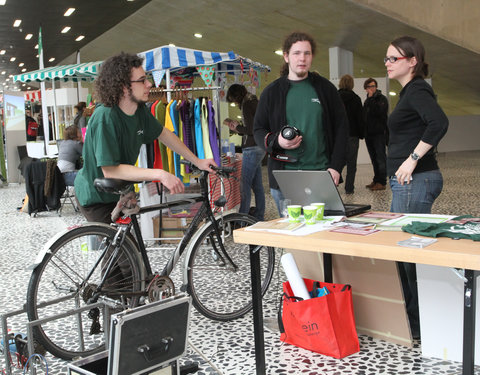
<box><xmin>26</xmin><ymin>162</ymin><xmax>275</xmax><ymax>360</ymax></box>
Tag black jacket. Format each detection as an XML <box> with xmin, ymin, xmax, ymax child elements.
<box><xmin>363</xmin><ymin>89</ymin><xmax>388</xmax><ymax>136</ymax></box>
<box><xmin>234</xmin><ymin>93</ymin><xmax>258</xmax><ymax>148</ymax></box>
<box><xmin>387</xmin><ymin>77</ymin><xmax>448</xmax><ymax>176</ymax></box>
<box><xmin>253</xmin><ymin>72</ymin><xmax>348</xmax><ymax>189</ymax></box>
<box><xmin>338</xmin><ymin>88</ymin><xmax>364</xmax><ymax>139</ymax></box>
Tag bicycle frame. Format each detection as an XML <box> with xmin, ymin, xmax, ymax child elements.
<box><xmin>107</xmin><ymin>170</ymin><xmax>239</xmax><ymax>293</ymax></box>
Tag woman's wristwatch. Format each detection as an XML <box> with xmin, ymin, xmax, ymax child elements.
<box><xmin>410</xmin><ymin>152</ymin><xmax>420</xmax><ymax>161</ymax></box>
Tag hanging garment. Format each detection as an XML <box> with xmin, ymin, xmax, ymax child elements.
<box><xmin>170</xmin><ymin>100</ymin><xmax>182</xmax><ymax>179</ymax></box>
<box><xmin>155</xmin><ymin>101</ymin><xmax>169</xmax><ymax>172</ymax></box>
<box><xmin>207</xmin><ymin>99</ymin><xmax>221</xmax><ymax>166</ymax></box>
<box><xmin>180</xmin><ymin>100</ymin><xmax>193</xmax><ymax>174</ymax></box>
<box><xmin>194</xmin><ymin>99</ymin><xmax>205</xmax><ymax>159</ymax></box>
<box><xmin>164</xmin><ymin>101</ymin><xmax>175</xmax><ymax>174</ymax></box>
<box><xmin>189</xmin><ymin>99</ymin><xmax>197</xmax><ymax>157</ymax></box>
<box><xmin>201</xmin><ymin>98</ymin><xmax>214</xmax><ymax>159</ymax></box>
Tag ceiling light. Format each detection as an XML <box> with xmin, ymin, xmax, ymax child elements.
<box><xmin>13</xmin><ymin>20</ymin><xmax>21</xmax><ymax>27</ymax></box>
<box><xmin>0</xmin><ymin>0</ymin><xmax>6</xmax><ymax>5</ymax></box>
<box><xmin>34</xmin><ymin>44</ymin><xmax>38</xmax><ymax>49</ymax></box>
<box><xmin>389</xmin><ymin>91</ymin><xmax>397</xmax><ymax>96</ymax></box>
<box><xmin>64</xmin><ymin>8</ymin><xmax>75</xmax><ymax>16</ymax></box>
<box><xmin>75</xmin><ymin>35</ymin><xmax>85</xmax><ymax>41</ymax></box>
<box><xmin>168</xmin><ymin>43</ymin><xmax>175</xmax><ymax>47</ymax></box>
<box><xmin>19</xmin><ymin>62</ymin><xmax>24</xmax><ymax>67</ymax></box>
<box><xmin>61</xmin><ymin>26</ymin><xmax>71</xmax><ymax>33</ymax></box>
<box><xmin>10</xmin><ymin>57</ymin><xmax>16</xmax><ymax>62</ymax></box>
<box><xmin>230</xmin><ymin>103</ymin><xmax>236</xmax><ymax>107</ymax></box>
<box><xmin>49</xmin><ymin>57</ymin><xmax>55</xmax><ymax>62</ymax></box>
<box><xmin>1</xmin><ymin>71</ymin><xmax>5</xmax><ymax>75</ymax></box>
<box><xmin>22</xmin><ymin>84</ymin><xmax>26</xmax><ymax>86</ymax></box>
<box><xmin>194</xmin><ymin>33</ymin><xmax>202</xmax><ymax>39</ymax></box>
<box><xmin>274</xmin><ymin>50</ymin><xmax>283</xmax><ymax>56</ymax></box>
<box><xmin>25</xmin><ymin>34</ymin><xmax>33</xmax><ymax>40</ymax></box>
<box><xmin>0</xmin><ymin>50</ymin><xmax>5</xmax><ymax>55</ymax></box>
<box><xmin>21</xmin><ymin>68</ymin><xmax>26</xmax><ymax>72</ymax></box>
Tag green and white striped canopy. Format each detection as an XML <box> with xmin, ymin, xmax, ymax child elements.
<box><xmin>13</xmin><ymin>61</ymin><xmax>103</xmax><ymax>83</ymax></box>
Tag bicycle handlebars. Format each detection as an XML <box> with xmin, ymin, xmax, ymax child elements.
<box><xmin>94</xmin><ymin>161</ymin><xmax>236</xmax><ymax>195</ymax></box>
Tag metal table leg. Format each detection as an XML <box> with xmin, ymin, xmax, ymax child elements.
<box><xmin>462</xmin><ymin>269</ymin><xmax>479</xmax><ymax>375</ymax></box>
<box><xmin>250</xmin><ymin>245</ymin><xmax>266</xmax><ymax>375</ymax></box>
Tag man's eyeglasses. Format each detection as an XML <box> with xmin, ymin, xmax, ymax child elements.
<box><xmin>365</xmin><ymin>85</ymin><xmax>376</xmax><ymax>89</ymax></box>
<box><xmin>384</xmin><ymin>56</ymin><xmax>408</xmax><ymax>64</ymax></box>
<box><xmin>131</xmin><ymin>77</ymin><xmax>149</xmax><ymax>84</ymax></box>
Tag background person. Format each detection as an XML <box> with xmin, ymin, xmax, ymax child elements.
<box><xmin>74</xmin><ymin>52</ymin><xmax>215</xmax><ymax>224</ymax></box>
<box><xmin>57</xmin><ymin>125</ymin><xmax>83</xmax><ymax>186</ymax></box>
<box><xmin>385</xmin><ymin>35</ymin><xmax>449</xmax><ymax>339</ymax></box>
<box><xmin>73</xmin><ymin>101</ymin><xmax>87</xmax><ymax>129</ymax></box>
<box><xmin>224</xmin><ymin>84</ymin><xmax>265</xmax><ymax>221</ymax></box>
<box><xmin>338</xmin><ymin>74</ymin><xmax>364</xmax><ymax>195</ymax></box>
<box><xmin>363</xmin><ymin>77</ymin><xmax>389</xmax><ymax>191</ymax></box>
<box><xmin>254</xmin><ymin>31</ymin><xmax>348</xmax><ymax>215</ymax></box>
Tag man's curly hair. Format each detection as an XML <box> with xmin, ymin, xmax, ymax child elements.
<box><xmin>94</xmin><ymin>52</ymin><xmax>144</xmax><ymax>107</ymax></box>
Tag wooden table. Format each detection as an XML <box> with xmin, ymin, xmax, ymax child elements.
<box><xmin>234</xmin><ymin>220</ymin><xmax>480</xmax><ymax>375</ymax></box>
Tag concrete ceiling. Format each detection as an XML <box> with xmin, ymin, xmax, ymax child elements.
<box><xmin>22</xmin><ymin>0</ymin><xmax>480</xmax><ymax>116</ymax></box>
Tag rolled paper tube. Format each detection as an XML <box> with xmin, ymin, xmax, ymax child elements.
<box><xmin>280</xmin><ymin>253</ymin><xmax>311</xmax><ymax>300</ymax></box>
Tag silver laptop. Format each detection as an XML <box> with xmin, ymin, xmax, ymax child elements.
<box><xmin>273</xmin><ymin>170</ymin><xmax>371</xmax><ymax>217</ymax></box>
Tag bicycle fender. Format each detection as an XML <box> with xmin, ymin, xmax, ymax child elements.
<box><xmin>28</xmin><ymin>223</ymin><xmax>114</xmax><ymax>270</ymax></box>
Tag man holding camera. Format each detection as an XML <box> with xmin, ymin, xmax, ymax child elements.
<box><xmin>254</xmin><ymin>31</ymin><xmax>348</xmax><ymax>214</ymax></box>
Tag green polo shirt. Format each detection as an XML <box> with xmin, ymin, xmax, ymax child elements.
<box><xmin>285</xmin><ymin>79</ymin><xmax>328</xmax><ymax>170</ymax></box>
<box><xmin>75</xmin><ymin>104</ymin><xmax>163</xmax><ymax>206</ymax></box>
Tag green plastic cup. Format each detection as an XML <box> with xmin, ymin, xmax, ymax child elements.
<box><xmin>312</xmin><ymin>202</ymin><xmax>325</xmax><ymax>221</ymax></box>
<box><xmin>303</xmin><ymin>205</ymin><xmax>318</xmax><ymax>225</ymax></box>
<box><xmin>287</xmin><ymin>205</ymin><xmax>302</xmax><ymax>223</ymax></box>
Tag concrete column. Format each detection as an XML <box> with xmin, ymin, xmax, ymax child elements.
<box><xmin>329</xmin><ymin>46</ymin><xmax>353</xmax><ymax>81</ymax></box>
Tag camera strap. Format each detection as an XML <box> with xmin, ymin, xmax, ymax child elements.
<box><xmin>271</xmin><ymin>153</ymin><xmax>298</xmax><ymax>163</ymax></box>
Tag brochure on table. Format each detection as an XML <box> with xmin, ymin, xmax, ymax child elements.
<box><xmin>246</xmin><ymin>216</ymin><xmax>343</xmax><ymax>236</ymax></box>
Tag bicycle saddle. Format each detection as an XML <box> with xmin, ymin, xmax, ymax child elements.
<box><xmin>94</xmin><ymin>178</ymin><xmax>137</xmax><ymax>194</ymax></box>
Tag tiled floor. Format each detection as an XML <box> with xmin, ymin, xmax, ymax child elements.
<box><xmin>0</xmin><ymin>150</ymin><xmax>479</xmax><ymax>374</ymax></box>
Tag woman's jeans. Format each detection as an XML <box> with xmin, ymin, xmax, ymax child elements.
<box><xmin>390</xmin><ymin>169</ymin><xmax>443</xmax><ymax>338</ymax></box>
<box><xmin>390</xmin><ymin>169</ymin><xmax>443</xmax><ymax>214</ymax></box>
<box><xmin>63</xmin><ymin>171</ymin><xmax>78</xmax><ymax>186</ymax></box>
<box><xmin>239</xmin><ymin>146</ymin><xmax>266</xmax><ymax>221</ymax></box>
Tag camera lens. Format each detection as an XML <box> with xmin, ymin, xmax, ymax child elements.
<box><xmin>281</xmin><ymin>126</ymin><xmax>299</xmax><ymax>140</ymax></box>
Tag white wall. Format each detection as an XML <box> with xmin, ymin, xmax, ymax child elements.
<box><xmin>438</xmin><ymin>115</ymin><xmax>480</xmax><ymax>153</ymax></box>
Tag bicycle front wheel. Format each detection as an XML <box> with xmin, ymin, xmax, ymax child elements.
<box><xmin>26</xmin><ymin>224</ymin><xmax>144</xmax><ymax>360</ymax></box>
<box><xmin>187</xmin><ymin>213</ymin><xmax>274</xmax><ymax>321</ymax></box>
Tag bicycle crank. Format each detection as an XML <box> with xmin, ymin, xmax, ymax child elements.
<box><xmin>146</xmin><ymin>275</ymin><xmax>175</xmax><ymax>302</ymax></box>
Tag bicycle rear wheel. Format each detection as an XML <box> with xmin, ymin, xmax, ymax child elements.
<box><xmin>187</xmin><ymin>213</ymin><xmax>274</xmax><ymax>321</ymax></box>
<box><xmin>26</xmin><ymin>224</ymin><xmax>144</xmax><ymax>360</ymax></box>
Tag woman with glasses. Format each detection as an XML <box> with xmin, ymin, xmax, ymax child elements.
<box><xmin>385</xmin><ymin>35</ymin><xmax>449</xmax><ymax>340</ymax></box>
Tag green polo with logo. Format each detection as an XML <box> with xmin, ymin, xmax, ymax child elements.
<box><xmin>284</xmin><ymin>79</ymin><xmax>328</xmax><ymax>170</ymax></box>
<box><xmin>75</xmin><ymin>104</ymin><xmax>163</xmax><ymax>206</ymax></box>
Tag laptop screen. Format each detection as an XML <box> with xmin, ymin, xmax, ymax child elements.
<box><xmin>273</xmin><ymin>170</ymin><xmax>346</xmax><ymax>214</ymax></box>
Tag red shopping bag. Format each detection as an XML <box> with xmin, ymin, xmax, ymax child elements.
<box><xmin>278</xmin><ymin>278</ymin><xmax>360</xmax><ymax>358</ymax></box>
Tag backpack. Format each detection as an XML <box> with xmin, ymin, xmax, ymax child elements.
<box><xmin>27</xmin><ymin>119</ymin><xmax>38</xmax><ymax>137</ymax></box>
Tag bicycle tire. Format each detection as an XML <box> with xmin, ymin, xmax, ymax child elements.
<box><xmin>186</xmin><ymin>213</ymin><xmax>275</xmax><ymax>321</ymax></box>
<box><xmin>26</xmin><ymin>224</ymin><xmax>144</xmax><ymax>360</ymax></box>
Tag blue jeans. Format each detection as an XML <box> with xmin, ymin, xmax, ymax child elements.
<box><xmin>63</xmin><ymin>171</ymin><xmax>78</xmax><ymax>186</ymax></box>
<box><xmin>270</xmin><ymin>187</ymin><xmax>285</xmax><ymax>217</ymax></box>
<box><xmin>389</xmin><ymin>169</ymin><xmax>443</xmax><ymax>214</ymax></box>
<box><xmin>390</xmin><ymin>169</ymin><xmax>443</xmax><ymax>338</ymax></box>
<box><xmin>365</xmin><ymin>133</ymin><xmax>386</xmax><ymax>185</ymax></box>
<box><xmin>239</xmin><ymin>146</ymin><xmax>266</xmax><ymax>221</ymax></box>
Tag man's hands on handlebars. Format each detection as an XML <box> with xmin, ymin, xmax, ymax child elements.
<box><xmin>163</xmin><ymin>158</ymin><xmax>217</xmax><ymax>194</ymax></box>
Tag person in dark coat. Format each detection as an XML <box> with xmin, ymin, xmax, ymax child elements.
<box><xmin>338</xmin><ymin>74</ymin><xmax>364</xmax><ymax>194</ymax></box>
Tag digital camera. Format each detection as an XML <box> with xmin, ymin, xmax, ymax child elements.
<box><xmin>281</xmin><ymin>125</ymin><xmax>301</xmax><ymax>140</ymax></box>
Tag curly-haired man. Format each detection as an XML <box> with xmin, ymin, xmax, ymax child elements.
<box><xmin>75</xmin><ymin>52</ymin><xmax>215</xmax><ymax>223</ymax></box>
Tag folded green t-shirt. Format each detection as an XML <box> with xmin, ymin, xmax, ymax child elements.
<box><xmin>402</xmin><ymin>215</ymin><xmax>480</xmax><ymax>242</ymax></box>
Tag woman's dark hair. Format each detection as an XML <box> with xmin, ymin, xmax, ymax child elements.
<box><xmin>94</xmin><ymin>52</ymin><xmax>144</xmax><ymax>107</ymax></box>
<box><xmin>280</xmin><ymin>31</ymin><xmax>316</xmax><ymax>76</ymax></box>
<box><xmin>363</xmin><ymin>77</ymin><xmax>377</xmax><ymax>89</ymax></box>
<box><xmin>390</xmin><ymin>36</ymin><xmax>429</xmax><ymax>78</ymax></box>
<box><xmin>339</xmin><ymin>74</ymin><xmax>354</xmax><ymax>90</ymax></box>
<box><xmin>226</xmin><ymin>84</ymin><xmax>247</xmax><ymax>107</ymax></box>
<box><xmin>64</xmin><ymin>125</ymin><xmax>79</xmax><ymax>141</ymax></box>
